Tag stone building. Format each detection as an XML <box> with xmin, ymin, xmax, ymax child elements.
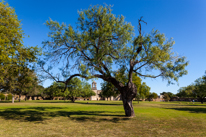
<box><xmin>90</xmin><ymin>81</ymin><xmax>102</xmax><ymax>100</ymax></box>
<box><xmin>90</xmin><ymin>81</ymin><xmax>115</xmax><ymax>101</ymax></box>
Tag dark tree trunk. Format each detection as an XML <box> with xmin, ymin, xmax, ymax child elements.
<box><xmin>25</xmin><ymin>95</ymin><xmax>27</xmax><ymax>101</ymax></box>
<box><xmin>71</xmin><ymin>97</ymin><xmax>75</xmax><ymax>103</ymax></box>
<box><xmin>19</xmin><ymin>94</ymin><xmax>21</xmax><ymax>102</ymax></box>
<box><xmin>121</xmin><ymin>81</ymin><xmax>137</xmax><ymax>117</ymax></box>
<box><xmin>107</xmin><ymin>76</ymin><xmax>137</xmax><ymax>117</ymax></box>
<box><xmin>200</xmin><ymin>98</ymin><xmax>204</xmax><ymax>104</ymax></box>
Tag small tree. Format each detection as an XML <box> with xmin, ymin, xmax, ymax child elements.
<box><xmin>163</xmin><ymin>94</ymin><xmax>170</xmax><ymax>102</ymax></box>
<box><xmin>139</xmin><ymin>82</ymin><xmax>150</xmax><ymax>101</ymax></box>
<box><xmin>101</xmin><ymin>81</ymin><xmax>119</xmax><ymax>100</ymax></box>
<box><xmin>146</xmin><ymin>92</ymin><xmax>157</xmax><ymax>101</ymax></box>
<box><xmin>81</xmin><ymin>82</ymin><xmax>95</xmax><ymax>100</ymax></box>
<box><xmin>161</xmin><ymin>92</ymin><xmax>174</xmax><ymax>99</ymax></box>
<box><xmin>152</xmin><ymin>92</ymin><xmax>158</xmax><ymax>101</ymax></box>
<box><xmin>66</xmin><ymin>77</ymin><xmax>82</xmax><ymax>103</ymax></box>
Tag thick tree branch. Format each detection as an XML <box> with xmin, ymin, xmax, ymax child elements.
<box><xmin>135</xmin><ymin>71</ymin><xmax>163</xmax><ymax>78</ymax></box>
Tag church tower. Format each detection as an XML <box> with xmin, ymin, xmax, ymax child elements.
<box><xmin>92</xmin><ymin>81</ymin><xmax>97</xmax><ymax>90</ymax></box>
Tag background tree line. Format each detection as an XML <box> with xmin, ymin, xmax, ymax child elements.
<box><xmin>176</xmin><ymin>71</ymin><xmax>206</xmax><ymax>104</ymax></box>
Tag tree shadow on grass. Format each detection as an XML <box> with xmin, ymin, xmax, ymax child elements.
<box><xmin>160</xmin><ymin>104</ymin><xmax>206</xmax><ymax>108</ymax></box>
<box><xmin>0</xmin><ymin>107</ymin><xmax>128</xmax><ymax>123</ymax></box>
<box><xmin>75</xmin><ymin>102</ymin><xmax>122</xmax><ymax>106</ymax></box>
<box><xmin>166</xmin><ymin>107</ymin><xmax>206</xmax><ymax>113</ymax></box>
<box><xmin>0</xmin><ymin>101</ymin><xmax>13</xmax><ymax>103</ymax></box>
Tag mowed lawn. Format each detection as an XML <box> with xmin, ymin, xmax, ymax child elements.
<box><xmin>0</xmin><ymin>100</ymin><xmax>206</xmax><ymax>137</ymax></box>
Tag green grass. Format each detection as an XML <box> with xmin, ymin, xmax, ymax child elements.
<box><xmin>0</xmin><ymin>100</ymin><xmax>206</xmax><ymax>137</ymax></box>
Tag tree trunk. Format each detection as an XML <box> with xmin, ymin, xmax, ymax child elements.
<box><xmin>25</xmin><ymin>95</ymin><xmax>27</xmax><ymax>101</ymax></box>
<box><xmin>121</xmin><ymin>82</ymin><xmax>137</xmax><ymax>117</ymax></box>
<box><xmin>200</xmin><ymin>98</ymin><xmax>204</xmax><ymax>104</ymax></box>
<box><xmin>71</xmin><ymin>97</ymin><xmax>75</xmax><ymax>103</ymax></box>
<box><xmin>107</xmin><ymin>76</ymin><xmax>137</xmax><ymax>117</ymax></box>
<box><xmin>122</xmin><ymin>94</ymin><xmax>135</xmax><ymax>117</ymax></box>
<box><xmin>19</xmin><ymin>94</ymin><xmax>21</xmax><ymax>102</ymax></box>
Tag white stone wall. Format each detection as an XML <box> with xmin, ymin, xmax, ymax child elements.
<box><xmin>91</xmin><ymin>90</ymin><xmax>98</xmax><ymax>100</ymax></box>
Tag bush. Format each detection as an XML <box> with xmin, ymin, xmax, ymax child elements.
<box><xmin>0</xmin><ymin>93</ymin><xmax>6</xmax><ymax>100</ymax></box>
<box><xmin>7</xmin><ymin>94</ymin><xmax>12</xmax><ymax>100</ymax></box>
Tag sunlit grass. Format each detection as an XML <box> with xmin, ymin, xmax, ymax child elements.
<box><xmin>0</xmin><ymin>100</ymin><xmax>206</xmax><ymax>137</ymax></box>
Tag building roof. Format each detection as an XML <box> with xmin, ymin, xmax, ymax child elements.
<box><xmin>92</xmin><ymin>81</ymin><xmax>97</xmax><ymax>84</ymax></box>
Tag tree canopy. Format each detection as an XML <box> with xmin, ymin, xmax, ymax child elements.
<box><xmin>0</xmin><ymin>1</ymin><xmax>40</xmax><ymax>95</ymax></box>
<box><xmin>176</xmin><ymin>71</ymin><xmax>206</xmax><ymax>103</ymax></box>
<box><xmin>41</xmin><ymin>5</ymin><xmax>188</xmax><ymax>117</ymax></box>
<box><xmin>193</xmin><ymin>73</ymin><xmax>206</xmax><ymax>103</ymax></box>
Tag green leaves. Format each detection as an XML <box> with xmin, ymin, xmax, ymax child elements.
<box><xmin>0</xmin><ymin>1</ymin><xmax>40</xmax><ymax>91</ymax></box>
<box><xmin>133</xmin><ymin>29</ymin><xmax>188</xmax><ymax>84</ymax></box>
<box><xmin>43</xmin><ymin>5</ymin><xmax>134</xmax><ymax>77</ymax></box>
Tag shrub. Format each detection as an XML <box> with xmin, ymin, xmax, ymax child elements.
<box><xmin>0</xmin><ymin>93</ymin><xmax>6</xmax><ymax>100</ymax></box>
<box><xmin>7</xmin><ymin>94</ymin><xmax>12</xmax><ymax>100</ymax></box>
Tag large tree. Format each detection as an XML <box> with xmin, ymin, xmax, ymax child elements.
<box><xmin>41</xmin><ymin>5</ymin><xmax>188</xmax><ymax>117</ymax></box>
<box><xmin>0</xmin><ymin>1</ymin><xmax>39</xmax><ymax>93</ymax></box>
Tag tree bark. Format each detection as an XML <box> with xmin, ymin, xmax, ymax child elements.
<box><xmin>25</xmin><ymin>95</ymin><xmax>27</xmax><ymax>101</ymax></box>
<box><xmin>71</xmin><ymin>97</ymin><xmax>75</xmax><ymax>103</ymax></box>
<box><xmin>121</xmin><ymin>82</ymin><xmax>137</xmax><ymax>117</ymax></box>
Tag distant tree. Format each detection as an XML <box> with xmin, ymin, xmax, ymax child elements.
<box><xmin>161</xmin><ymin>92</ymin><xmax>174</xmax><ymax>99</ymax></box>
<box><xmin>163</xmin><ymin>94</ymin><xmax>170</xmax><ymax>102</ymax></box>
<box><xmin>100</xmin><ymin>81</ymin><xmax>119</xmax><ymax>100</ymax></box>
<box><xmin>41</xmin><ymin>5</ymin><xmax>188</xmax><ymax>117</ymax></box>
<box><xmin>146</xmin><ymin>92</ymin><xmax>158</xmax><ymax>101</ymax></box>
<box><xmin>140</xmin><ymin>82</ymin><xmax>150</xmax><ymax>101</ymax></box>
<box><xmin>152</xmin><ymin>92</ymin><xmax>158</xmax><ymax>100</ymax></box>
<box><xmin>33</xmin><ymin>85</ymin><xmax>45</xmax><ymax>100</ymax></box>
<box><xmin>176</xmin><ymin>85</ymin><xmax>194</xmax><ymax>99</ymax></box>
<box><xmin>135</xmin><ymin>93</ymin><xmax>147</xmax><ymax>104</ymax></box>
<box><xmin>81</xmin><ymin>82</ymin><xmax>96</xmax><ymax>100</ymax></box>
<box><xmin>193</xmin><ymin>72</ymin><xmax>206</xmax><ymax>104</ymax></box>
<box><xmin>44</xmin><ymin>82</ymin><xmax>64</xmax><ymax>100</ymax></box>
<box><xmin>66</xmin><ymin>77</ymin><xmax>82</xmax><ymax>103</ymax></box>
<box><xmin>7</xmin><ymin>93</ymin><xmax>12</xmax><ymax>100</ymax></box>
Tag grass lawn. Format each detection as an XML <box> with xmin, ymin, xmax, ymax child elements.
<box><xmin>0</xmin><ymin>100</ymin><xmax>206</xmax><ymax>137</ymax></box>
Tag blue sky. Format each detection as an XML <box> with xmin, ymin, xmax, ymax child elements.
<box><xmin>5</xmin><ymin>0</ymin><xmax>206</xmax><ymax>95</ymax></box>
